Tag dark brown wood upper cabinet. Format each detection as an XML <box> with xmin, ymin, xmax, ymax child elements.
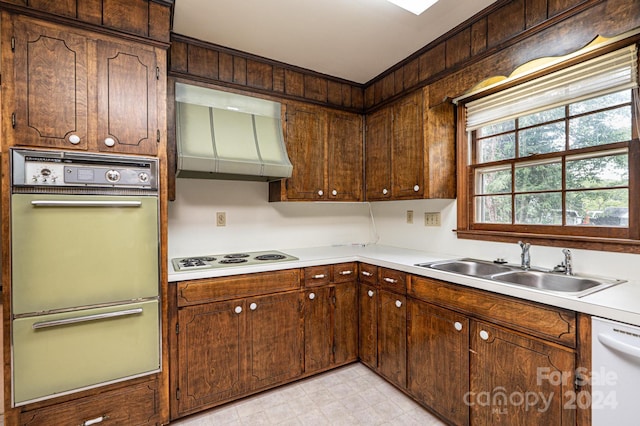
<box><xmin>391</xmin><ymin>90</ymin><xmax>424</xmax><ymax>199</ymax></box>
<box><xmin>365</xmin><ymin>107</ymin><xmax>392</xmax><ymax>201</ymax></box>
<box><xmin>7</xmin><ymin>14</ymin><xmax>163</xmax><ymax>156</ymax></box>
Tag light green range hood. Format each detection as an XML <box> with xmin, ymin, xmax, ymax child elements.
<box><xmin>175</xmin><ymin>83</ymin><xmax>293</xmax><ymax>181</ymax></box>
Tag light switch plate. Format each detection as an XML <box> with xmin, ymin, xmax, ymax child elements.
<box><xmin>406</xmin><ymin>210</ymin><xmax>414</xmax><ymax>224</ymax></box>
<box><xmin>424</xmin><ymin>212</ymin><xmax>441</xmax><ymax>226</ymax></box>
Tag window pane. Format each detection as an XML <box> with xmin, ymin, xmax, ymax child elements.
<box><xmin>515</xmin><ymin>193</ymin><xmax>562</xmax><ymax>224</ymax></box>
<box><xmin>477</xmin><ymin>133</ymin><xmax>516</xmax><ymax>163</ymax></box>
<box><xmin>518</xmin><ymin>122</ymin><xmax>566</xmax><ymax>156</ymax></box>
<box><xmin>569</xmin><ymin>90</ymin><xmax>631</xmax><ymax>115</ymax></box>
<box><xmin>567</xmin><ymin>189</ymin><xmax>628</xmax><ymax>227</ymax></box>
<box><xmin>478</xmin><ymin>120</ymin><xmax>516</xmax><ymax>137</ymax></box>
<box><xmin>569</xmin><ymin>106</ymin><xmax>632</xmax><ymax>149</ymax></box>
<box><xmin>519</xmin><ymin>106</ymin><xmax>565</xmax><ymax>127</ymax></box>
<box><xmin>476</xmin><ymin>195</ymin><xmax>512</xmax><ymax>224</ymax></box>
<box><xmin>476</xmin><ymin>168</ymin><xmax>512</xmax><ymax>194</ymax></box>
<box><xmin>566</xmin><ymin>152</ymin><xmax>628</xmax><ymax>189</ymax></box>
<box><xmin>515</xmin><ymin>162</ymin><xmax>562</xmax><ymax>192</ymax></box>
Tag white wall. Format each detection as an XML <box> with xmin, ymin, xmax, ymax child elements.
<box><xmin>168</xmin><ymin>178</ymin><xmax>372</xmax><ymax>258</ymax></box>
<box><xmin>168</xmin><ymin>178</ymin><xmax>638</xmax><ymax>282</ymax></box>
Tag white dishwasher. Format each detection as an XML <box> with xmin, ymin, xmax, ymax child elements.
<box><xmin>591</xmin><ymin>317</ymin><xmax>640</xmax><ymax>425</ymax></box>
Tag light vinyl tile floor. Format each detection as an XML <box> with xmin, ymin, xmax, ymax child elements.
<box><xmin>172</xmin><ymin>363</ymin><xmax>445</xmax><ymax>425</ymax></box>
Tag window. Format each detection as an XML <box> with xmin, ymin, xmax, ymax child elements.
<box><xmin>456</xmin><ymin>44</ymin><xmax>640</xmax><ymax>251</ymax></box>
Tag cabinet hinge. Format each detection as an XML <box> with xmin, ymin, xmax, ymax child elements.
<box><xmin>157</xmin><ymin>129</ymin><xmax>161</xmax><ymax>143</ymax></box>
<box><xmin>11</xmin><ymin>112</ymin><xmax>16</xmax><ymax>128</ymax></box>
<box><xmin>332</xmin><ymin>345</ymin><xmax>336</xmax><ymax>354</ymax></box>
<box><xmin>11</xmin><ymin>37</ymin><xmax>15</xmax><ymax>52</ymax></box>
<box><xmin>176</xmin><ymin>388</ymin><xmax>181</xmax><ymax>400</ymax></box>
<box><xmin>175</xmin><ymin>323</ymin><xmax>179</xmax><ymax>334</ymax></box>
<box><xmin>156</xmin><ymin>67</ymin><xmax>160</xmax><ymax>80</ymax></box>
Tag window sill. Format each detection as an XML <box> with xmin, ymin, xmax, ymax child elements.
<box><xmin>455</xmin><ymin>229</ymin><xmax>640</xmax><ymax>254</ymax></box>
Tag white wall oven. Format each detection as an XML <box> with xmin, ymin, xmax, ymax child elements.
<box><xmin>10</xmin><ymin>148</ymin><xmax>161</xmax><ymax>407</ymax></box>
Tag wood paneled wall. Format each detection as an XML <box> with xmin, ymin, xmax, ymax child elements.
<box><xmin>0</xmin><ymin>0</ymin><xmax>172</xmax><ymax>42</ymax></box>
<box><xmin>169</xmin><ymin>34</ymin><xmax>365</xmax><ymax>112</ymax></box>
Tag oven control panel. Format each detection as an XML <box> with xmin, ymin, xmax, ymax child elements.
<box><xmin>11</xmin><ymin>148</ymin><xmax>158</xmax><ymax>190</ymax></box>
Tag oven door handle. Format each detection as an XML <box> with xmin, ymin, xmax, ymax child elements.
<box><xmin>32</xmin><ymin>308</ymin><xmax>144</xmax><ymax>330</ymax></box>
<box><xmin>31</xmin><ymin>200</ymin><xmax>142</xmax><ymax>208</ymax></box>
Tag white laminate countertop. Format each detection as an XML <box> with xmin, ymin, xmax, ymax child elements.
<box><xmin>168</xmin><ymin>244</ymin><xmax>640</xmax><ymax>327</ymax></box>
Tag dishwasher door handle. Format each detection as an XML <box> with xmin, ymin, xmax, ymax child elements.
<box><xmin>598</xmin><ymin>333</ymin><xmax>640</xmax><ymax>360</ymax></box>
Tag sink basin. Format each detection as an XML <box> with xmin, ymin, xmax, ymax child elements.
<box><xmin>416</xmin><ymin>259</ymin><xmax>516</xmax><ymax>276</ymax></box>
<box><xmin>490</xmin><ymin>270</ymin><xmax>623</xmax><ymax>296</ymax></box>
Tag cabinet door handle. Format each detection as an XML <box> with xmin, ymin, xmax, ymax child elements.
<box><xmin>68</xmin><ymin>134</ymin><xmax>81</xmax><ymax>144</ymax></box>
<box><xmin>382</xmin><ymin>188</ymin><xmax>388</xmax><ymax>195</ymax></box>
<box><xmin>104</xmin><ymin>137</ymin><xmax>116</xmax><ymax>147</ymax></box>
<box><xmin>361</xmin><ymin>271</ymin><xmax>373</xmax><ymax>277</ymax></box>
<box><xmin>83</xmin><ymin>415</ymin><xmax>108</xmax><ymax>425</ymax></box>
<box><xmin>479</xmin><ymin>330</ymin><xmax>489</xmax><ymax>341</ymax></box>
<box><xmin>234</xmin><ymin>306</ymin><xmax>243</xmax><ymax>314</ymax></box>
<box><xmin>367</xmin><ymin>290</ymin><xmax>374</xmax><ymax>298</ymax></box>
<box><xmin>413</xmin><ymin>185</ymin><xmax>420</xmax><ymax>192</ymax></box>
<box><xmin>249</xmin><ymin>303</ymin><xmax>257</xmax><ymax>311</ymax></box>
<box><xmin>395</xmin><ymin>300</ymin><xmax>402</xmax><ymax>308</ymax></box>
<box><xmin>383</xmin><ymin>277</ymin><xmax>398</xmax><ymax>284</ymax></box>
<box><xmin>312</xmin><ymin>274</ymin><xmax>326</xmax><ymax>279</ymax></box>
<box><xmin>332</xmin><ymin>189</ymin><xmax>338</xmax><ymax>196</ymax></box>
<box><xmin>317</xmin><ymin>190</ymin><xmax>324</xmax><ymax>196</ymax></box>
<box><xmin>454</xmin><ymin>321</ymin><xmax>463</xmax><ymax>331</ymax></box>
<box><xmin>339</xmin><ymin>270</ymin><xmax>353</xmax><ymax>276</ymax></box>
<box><xmin>308</xmin><ymin>292</ymin><xmax>316</xmax><ymax>300</ymax></box>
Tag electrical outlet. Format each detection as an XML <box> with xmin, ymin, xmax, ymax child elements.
<box><xmin>406</xmin><ymin>210</ymin><xmax>414</xmax><ymax>224</ymax></box>
<box><xmin>216</xmin><ymin>212</ymin><xmax>226</xmax><ymax>227</ymax></box>
<box><xmin>424</xmin><ymin>212</ymin><xmax>441</xmax><ymax>226</ymax></box>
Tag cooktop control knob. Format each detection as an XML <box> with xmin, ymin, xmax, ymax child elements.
<box><xmin>105</xmin><ymin>169</ymin><xmax>121</xmax><ymax>183</ymax></box>
<box><xmin>138</xmin><ymin>172</ymin><xmax>150</xmax><ymax>183</ymax></box>
<box><xmin>32</xmin><ymin>168</ymin><xmax>59</xmax><ymax>184</ymax></box>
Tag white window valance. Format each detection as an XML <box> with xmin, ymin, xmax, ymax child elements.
<box><xmin>464</xmin><ymin>45</ymin><xmax>638</xmax><ymax>132</ymax></box>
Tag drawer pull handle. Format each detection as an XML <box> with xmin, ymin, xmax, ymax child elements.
<box><xmin>383</xmin><ymin>277</ymin><xmax>398</xmax><ymax>284</ymax></box>
<box><xmin>33</xmin><ymin>308</ymin><xmax>142</xmax><ymax>329</ymax></box>
<box><xmin>249</xmin><ymin>303</ymin><xmax>257</xmax><ymax>311</ymax></box>
<box><xmin>367</xmin><ymin>290</ymin><xmax>374</xmax><ymax>298</ymax></box>
<box><xmin>479</xmin><ymin>330</ymin><xmax>490</xmax><ymax>341</ymax></box>
<box><xmin>83</xmin><ymin>415</ymin><xmax>108</xmax><ymax>425</ymax></box>
<box><xmin>361</xmin><ymin>271</ymin><xmax>373</xmax><ymax>277</ymax></box>
<box><xmin>234</xmin><ymin>306</ymin><xmax>243</xmax><ymax>314</ymax></box>
<box><xmin>312</xmin><ymin>274</ymin><xmax>326</xmax><ymax>279</ymax></box>
<box><xmin>454</xmin><ymin>322</ymin><xmax>463</xmax><ymax>331</ymax></box>
<box><xmin>339</xmin><ymin>270</ymin><xmax>353</xmax><ymax>276</ymax></box>
<box><xmin>309</xmin><ymin>292</ymin><xmax>316</xmax><ymax>300</ymax></box>
<box><xmin>395</xmin><ymin>300</ymin><xmax>402</xmax><ymax>308</ymax></box>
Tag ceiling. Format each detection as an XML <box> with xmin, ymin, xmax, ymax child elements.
<box><xmin>172</xmin><ymin>0</ymin><xmax>497</xmax><ymax>84</ymax></box>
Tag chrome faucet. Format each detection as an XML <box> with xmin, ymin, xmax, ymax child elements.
<box><xmin>518</xmin><ymin>241</ymin><xmax>531</xmax><ymax>270</ymax></box>
<box><xmin>562</xmin><ymin>249</ymin><xmax>573</xmax><ymax>275</ymax></box>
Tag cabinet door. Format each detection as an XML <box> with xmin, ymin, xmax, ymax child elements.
<box><xmin>284</xmin><ymin>103</ymin><xmax>326</xmax><ymax>200</ymax></box>
<box><xmin>365</xmin><ymin>107</ymin><xmax>391</xmax><ymax>200</ymax></box>
<box><xmin>408</xmin><ymin>300</ymin><xmax>469</xmax><ymax>426</ymax></box>
<box><xmin>304</xmin><ymin>287</ymin><xmax>333</xmax><ymax>373</ymax></box>
<box><xmin>392</xmin><ymin>90</ymin><xmax>424</xmax><ymax>199</ymax></box>
<box><xmin>378</xmin><ymin>290</ymin><xmax>407</xmax><ymax>388</ymax></box>
<box><xmin>327</xmin><ymin>110</ymin><xmax>363</xmax><ymax>201</ymax></box>
<box><xmin>358</xmin><ymin>283</ymin><xmax>378</xmax><ymax>369</ymax></box>
<box><xmin>333</xmin><ymin>282</ymin><xmax>358</xmax><ymax>365</ymax></box>
<box><xmin>247</xmin><ymin>292</ymin><xmax>304</xmax><ymax>390</ymax></box>
<box><xmin>96</xmin><ymin>39</ymin><xmax>158</xmax><ymax>155</ymax></box>
<box><xmin>177</xmin><ymin>300</ymin><xmax>247</xmax><ymax>415</ymax></box>
<box><xmin>470</xmin><ymin>321</ymin><xmax>576</xmax><ymax>426</ymax></box>
<box><xmin>12</xmin><ymin>17</ymin><xmax>89</xmax><ymax>149</ymax></box>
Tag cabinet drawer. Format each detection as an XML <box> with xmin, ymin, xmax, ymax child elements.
<box><xmin>359</xmin><ymin>263</ymin><xmax>378</xmax><ymax>285</ymax></box>
<box><xmin>379</xmin><ymin>268</ymin><xmax>407</xmax><ymax>294</ymax></box>
<box><xmin>20</xmin><ymin>379</ymin><xmax>160</xmax><ymax>426</ymax></box>
<box><xmin>332</xmin><ymin>262</ymin><xmax>357</xmax><ymax>283</ymax></box>
<box><xmin>409</xmin><ymin>276</ymin><xmax>576</xmax><ymax>347</ymax></box>
<box><xmin>304</xmin><ymin>266</ymin><xmax>331</xmax><ymax>287</ymax></box>
<box><xmin>177</xmin><ymin>269</ymin><xmax>301</xmax><ymax>306</ymax></box>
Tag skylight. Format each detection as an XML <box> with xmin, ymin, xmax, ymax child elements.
<box><xmin>386</xmin><ymin>0</ymin><xmax>439</xmax><ymax>15</ymax></box>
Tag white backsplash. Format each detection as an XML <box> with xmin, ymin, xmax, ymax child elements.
<box><xmin>168</xmin><ymin>179</ymin><xmax>638</xmax><ymax>282</ymax></box>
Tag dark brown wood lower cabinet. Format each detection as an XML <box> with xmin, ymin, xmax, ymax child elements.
<box><xmin>469</xmin><ymin>321</ymin><xmax>576</xmax><ymax>426</ymax></box>
<box><xmin>358</xmin><ymin>282</ymin><xmax>378</xmax><ymax>369</ymax></box>
<box><xmin>333</xmin><ymin>282</ymin><xmax>358</xmax><ymax>365</ymax></box>
<box><xmin>176</xmin><ymin>291</ymin><xmax>303</xmax><ymax>417</ymax></box>
<box><xmin>408</xmin><ymin>300</ymin><xmax>470</xmax><ymax>426</ymax></box>
<box><xmin>377</xmin><ymin>290</ymin><xmax>406</xmax><ymax>388</ymax></box>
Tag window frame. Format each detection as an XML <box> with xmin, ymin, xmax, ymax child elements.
<box><xmin>456</xmin><ymin>43</ymin><xmax>640</xmax><ymax>253</ymax></box>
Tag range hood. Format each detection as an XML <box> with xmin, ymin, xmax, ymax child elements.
<box><xmin>175</xmin><ymin>83</ymin><xmax>292</xmax><ymax>181</ymax></box>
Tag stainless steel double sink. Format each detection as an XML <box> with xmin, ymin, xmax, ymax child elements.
<box><xmin>415</xmin><ymin>258</ymin><xmax>625</xmax><ymax>297</ymax></box>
